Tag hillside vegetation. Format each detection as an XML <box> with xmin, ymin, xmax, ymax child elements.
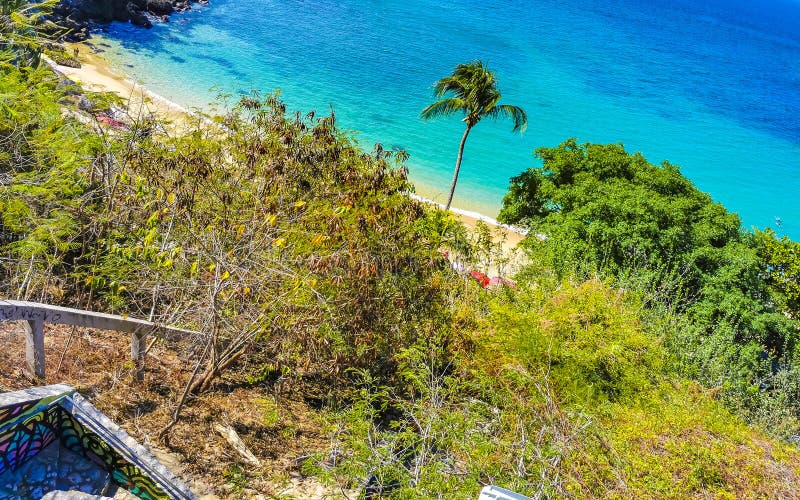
<box><xmin>2</xmin><ymin>38</ymin><xmax>800</xmax><ymax>497</ymax></box>
<box><xmin>499</xmin><ymin>140</ymin><xmax>800</xmax><ymax>436</ymax></box>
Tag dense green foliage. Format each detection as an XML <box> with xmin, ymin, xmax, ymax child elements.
<box><xmin>311</xmin><ymin>278</ymin><xmax>800</xmax><ymax>497</ymax></box>
<box><xmin>0</xmin><ymin>67</ymin><xmax>102</xmax><ymax>298</ymax></box>
<box><xmin>499</xmin><ymin>139</ymin><xmax>740</xmax><ymax>275</ymax></box>
<box><xmin>2</xmin><ymin>56</ymin><xmax>800</xmax><ymax>497</ymax></box>
<box><xmin>0</xmin><ymin>0</ymin><xmax>58</xmax><ymax>68</ymax></box>
<box><xmin>757</xmin><ymin>228</ymin><xmax>800</xmax><ymax>318</ymax></box>
<box><xmin>420</xmin><ymin>60</ymin><xmax>527</xmax><ymax>210</ymax></box>
<box><xmin>499</xmin><ymin>139</ymin><xmax>800</xmax><ymax>436</ymax></box>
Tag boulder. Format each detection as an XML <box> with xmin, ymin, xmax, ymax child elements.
<box><xmin>126</xmin><ymin>2</ymin><xmax>152</xmax><ymax>27</ymax></box>
<box><xmin>50</xmin><ymin>0</ymin><xmax>200</xmax><ymax>34</ymax></box>
<box><xmin>146</xmin><ymin>0</ymin><xmax>173</xmax><ymax>16</ymax></box>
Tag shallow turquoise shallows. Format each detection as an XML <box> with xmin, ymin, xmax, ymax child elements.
<box><xmin>97</xmin><ymin>0</ymin><xmax>800</xmax><ymax>238</ymax></box>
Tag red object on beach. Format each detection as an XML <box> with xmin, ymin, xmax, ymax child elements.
<box><xmin>488</xmin><ymin>277</ymin><xmax>516</xmax><ymax>289</ymax></box>
<box><xmin>470</xmin><ymin>271</ymin><xmax>490</xmax><ymax>288</ymax></box>
<box><xmin>470</xmin><ymin>271</ymin><xmax>516</xmax><ymax>289</ymax></box>
<box><xmin>96</xmin><ymin>113</ymin><xmax>130</xmax><ymax>130</ymax></box>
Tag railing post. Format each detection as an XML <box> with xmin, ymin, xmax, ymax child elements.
<box><xmin>23</xmin><ymin>320</ymin><xmax>45</xmax><ymax>378</ymax></box>
<box><xmin>131</xmin><ymin>328</ymin><xmax>148</xmax><ymax>382</ymax></box>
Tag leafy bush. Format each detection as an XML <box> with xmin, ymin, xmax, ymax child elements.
<box><xmin>756</xmin><ymin>228</ymin><xmax>800</xmax><ymax>318</ymax></box>
<box><xmin>498</xmin><ymin>139</ymin><xmax>800</xmax><ymax>436</ymax></box>
<box><xmin>0</xmin><ymin>66</ymin><xmax>101</xmax><ymax>300</ymax></box>
<box><xmin>313</xmin><ymin>278</ymin><xmax>800</xmax><ymax>497</ymax></box>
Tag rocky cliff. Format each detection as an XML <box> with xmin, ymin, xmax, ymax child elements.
<box><xmin>51</xmin><ymin>0</ymin><xmax>204</xmax><ymax>40</ymax></box>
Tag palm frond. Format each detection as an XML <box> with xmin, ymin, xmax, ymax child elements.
<box><xmin>433</xmin><ymin>76</ymin><xmax>467</xmax><ymax>98</ymax></box>
<box><xmin>423</xmin><ymin>60</ymin><xmax>526</xmax><ymax>129</ymax></box>
<box><xmin>477</xmin><ymin>92</ymin><xmax>501</xmax><ymax>114</ymax></box>
<box><xmin>452</xmin><ymin>61</ymin><xmax>494</xmax><ymax>85</ymax></box>
<box><xmin>487</xmin><ymin>104</ymin><xmax>528</xmax><ymax>133</ymax></box>
<box><xmin>420</xmin><ymin>98</ymin><xmax>467</xmax><ymax>121</ymax></box>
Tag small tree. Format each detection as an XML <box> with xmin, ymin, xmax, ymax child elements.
<box><xmin>420</xmin><ymin>60</ymin><xmax>527</xmax><ymax>211</ymax></box>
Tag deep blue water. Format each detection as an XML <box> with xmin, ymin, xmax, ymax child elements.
<box><xmin>97</xmin><ymin>0</ymin><xmax>800</xmax><ymax>237</ymax></box>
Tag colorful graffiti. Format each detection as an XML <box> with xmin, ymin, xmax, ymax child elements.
<box><xmin>0</xmin><ymin>403</ymin><xmax>59</xmax><ymax>475</ymax></box>
<box><xmin>58</xmin><ymin>406</ymin><xmax>169</xmax><ymax>500</ymax></box>
<box><xmin>0</xmin><ymin>399</ymin><xmax>37</xmax><ymax>425</ymax></box>
<box><xmin>0</xmin><ymin>391</ymin><xmax>70</xmax><ymax>476</ymax></box>
<box><xmin>0</xmin><ymin>390</ymin><xmax>71</xmax><ymax>436</ymax></box>
<box><xmin>0</xmin><ymin>387</ymin><xmax>175</xmax><ymax>499</ymax></box>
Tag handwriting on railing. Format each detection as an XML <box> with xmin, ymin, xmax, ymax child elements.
<box><xmin>0</xmin><ymin>305</ymin><xmax>61</xmax><ymax>323</ymax></box>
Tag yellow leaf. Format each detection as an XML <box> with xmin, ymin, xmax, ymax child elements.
<box><xmin>146</xmin><ymin>211</ymin><xmax>159</xmax><ymax>226</ymax></box>
<box><xmin>273</xmin><ymin>238</ymin><xmax>286</xmax><ymax>248</ymax></box>
<box><xmin>243</xmin><ymin>287</ymin><xmax>251</xmax><ymax>295</ymax></box>
<box><xmin>267</xmin><ymin>214</ymin><xmax>277</xmax><ymax>226</ymax></box>
<box><xmin>208</xmin><ymin>263</ymin><xmax>216</xmax><ymax>272</ymax></box>
<box><xmin>190</xmin><ymin>261</ymin><xmax>198</xmax><ymax>276</ymax></box>
<box><xmin>143</xmin><ymin>227</ymin><xmax>158</xmax><ymax>246</ymax></box>
<box><xmin>167</xmin><ymin>192</ymin><xmax>177</xmax><ymax>204</ymax></box>
<box><xmin>221</xmin><ymin>270</ymin><xmax>230</xmax><ymax>280</ymax></box>
<box><xmin>294</xmin><ymin>200</ymin><xmax>306</xmax><ymax>208</ymax></box>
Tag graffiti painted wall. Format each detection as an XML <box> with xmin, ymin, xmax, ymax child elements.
<box><xmin>58</xmin><ymin>406</ymin><xmax>169</xmax><ymax>499</ymax></box>
<box><xmin>0</xmin><ymin>393</ymin><xmax>64</xmax><ymax>475</ymax></box>
<box><xmin>0</xmin><ymin>386</ymin><xmax>175</xmax><ymax>499</ymax></box>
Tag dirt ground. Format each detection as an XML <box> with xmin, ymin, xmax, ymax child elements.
<box><xmin>0</xmin><ymin>322</ymin><xmax>350</xmax><ymax>498</ymax></box>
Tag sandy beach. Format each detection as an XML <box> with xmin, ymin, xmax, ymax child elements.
<box><xmin>56</xmin><ymin>44</ymin><xmax>191</xmax><ymax>126</ymax></box>
<box><xmin>50</xmin><ymin>43</ymin><xmax>528</xmax><ymax>267</ymax></box>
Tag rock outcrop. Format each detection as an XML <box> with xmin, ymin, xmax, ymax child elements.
<box><xmin>49</xmin><ymin>0</ymin><xmax>205</xmax><ymax>41</ymax></box>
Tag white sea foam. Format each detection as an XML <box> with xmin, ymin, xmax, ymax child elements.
<box><xmin>121</xmin><ymin>79</ymin><xmax>221</xmax><ymax>128</ymax></box>
<box><xmin>408</xmin><ymin>194</ymin><xmax>530</xmax><ymax>236</ymax></box>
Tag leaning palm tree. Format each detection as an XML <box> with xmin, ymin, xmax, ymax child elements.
<box><xmin>420</xmin><ymin>60</ymin><xmax>527</xmax><ymax>211</ymax></box>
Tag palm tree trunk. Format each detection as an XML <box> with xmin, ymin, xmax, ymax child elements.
<box><xmin>445</xmin><ymin>125</ymin><xmax>472</xmax><ymax>211</ymax></box>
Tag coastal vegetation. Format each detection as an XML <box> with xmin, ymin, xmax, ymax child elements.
<box><xmin>0</xmin><ymin>0</ymin><xmax>53</xmax><ymax>67</ymax></box>
<box><xmin>420</xmin><ymin>60</ymin><xmax>527</xmax><ymax>211</ymax></box>
<box><xmin>2</xmin><ymin>21</ymin><xmax>800</xmax><ymax>497</ymax></box>
<box><xmin>498</xmin><ymin>140</ymin><xmax>800</xmax><ymax>435</ymax></box>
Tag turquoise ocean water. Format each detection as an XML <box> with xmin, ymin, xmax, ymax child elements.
<box><xmin>96</xmin><ymin>0</ymin><xmax>800</xmax><ymax>238</ymax></box>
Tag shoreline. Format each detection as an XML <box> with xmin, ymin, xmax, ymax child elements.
<box><xmin>53</xmin><ymin>43</ymin><xmax>529</xmax><ymax>253</ymax></box>
<box><xmin>58</xmin><ymin>44</ymin><xmax>199</xmax><ymax>127</ymax></box>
